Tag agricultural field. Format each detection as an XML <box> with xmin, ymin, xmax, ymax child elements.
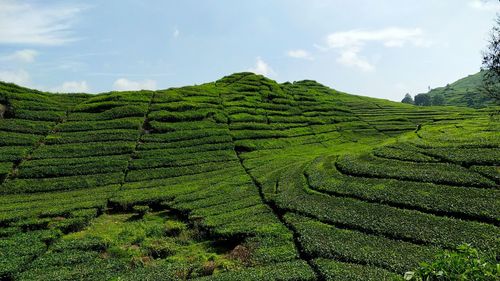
<box><xmin>0</xmin><ymin>73</ymin><xmax>498</xmax><ymax>280</ymax></box>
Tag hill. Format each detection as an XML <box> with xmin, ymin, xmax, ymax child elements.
<box><xmin>0</xmin><ymin>73</ymin><xmax>499</xmax><ymax>280</ymax></box>
<box><xmin>423</xmin><ymin>71</ymin><xmax>494</xmax><ymax>108</ymax></box>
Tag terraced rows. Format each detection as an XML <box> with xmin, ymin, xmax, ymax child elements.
<box><xmin>0</xmin><ymin>74</ymin><xmax>498</xmax><ymax>280</ymax></box>
<box><xmin>243</xmin><ymin>116</ymin><xmax>498</xmax><ymax>279</ymax></box>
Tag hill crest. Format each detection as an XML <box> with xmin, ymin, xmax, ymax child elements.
<box><xmin>0</xmin><ymin>72</ymin><xmax>498</xmax><ymax>280</ymax></box>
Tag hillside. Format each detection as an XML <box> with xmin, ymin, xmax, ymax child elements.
<box><xmin>424</xmin><ymin>71</ymin><xmax>494</xmax><ymax>108</ymax></box>
<box><xmin>0</xmin><ymin>73</ymin><xmax>499</xmax><ymax>281</ymax></box>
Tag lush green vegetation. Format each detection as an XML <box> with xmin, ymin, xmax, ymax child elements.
<box><xmin>408</xmin><ymin>71</ymin><xmax>496</xmax><ymax>108</ymax></box>
<box><xmin>0</xmin><ymin>74</ymin><xmax>498</xmax><ymax>280</ymax></box>
<box><xmin>404</xmin><ymin>244</ymin><xmax>499</xmax><ymax>281</ymax></box>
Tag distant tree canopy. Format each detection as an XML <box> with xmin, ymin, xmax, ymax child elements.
<box><xmin>414</xmin><ymin>93</ymin><xmax>432</xmax><ymax>106</ymax></box>
<box><xmin>401</xmin><ymin>93</ymin><xmax>414</xmax><ymax>104</ymax></box>
<box><xmin>482</xmin><ymin>14</ymin><xmax>500</xmax><ymax>104</ymax></box>
<box><xmin>431</xmin><ymin>94</ymin><xmax>445</xmax><ymax>106</ymax></box>
<box><xmin>412</xmin><ymin>93</ymin><xmax>444</xmax><ymax>106</ymax></box>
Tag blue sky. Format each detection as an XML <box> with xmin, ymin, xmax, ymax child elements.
<box><xmin>0</xmin><ymin>0</ymin><xmax>499</xmax><ymax>101</ymax></box>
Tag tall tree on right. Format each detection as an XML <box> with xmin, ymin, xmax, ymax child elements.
<box><xmin>482</xmin><ymin>13</ymin><xmax>500</xmax><ymax>104</ymax></box>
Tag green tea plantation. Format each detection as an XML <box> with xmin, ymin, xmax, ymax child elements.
<box><xmin>0</xmin><ymin>72</ymin><xmax>498</xmax><ymax>280</ymax></box>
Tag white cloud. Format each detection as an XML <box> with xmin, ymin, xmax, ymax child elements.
<box><xmin>248</xmin><ymin>57</ymin><xmax>275</xmax><ymax>76</ymax></box>
<box><xmin>173</xmin><ymin>27</ymin><xmax>180</xmax><ymax>38</ymax></box>
<box><xmin>287</xmin><ymin>49</ymin><xmax>313</xmax><ymax>60</ymax></box>
<box><xmin>113</xmin><ymin>78</ymin><xmax>157</xmax><ymax>91</ymax></box>
<box><xmin>469</xmin><ymin>0</ymin><xmax>500</xmax><ymax>11</ymax></box>
<box><xmin>326</xmin><ymin>28</ymin><xmax>430</xmax><ymax>49</ymax></box>
<box><xmin>2</xmin><ymin>49</ymin><xmax>39</xmax><ymax>63</ymax></box>
<box><xmin>325</xmin><ymin>27</ymin><xmax>430</xmax><ymax>71</ymax></box>
<box><xmin>0</xmin><ymin>69</ymin><xmax>30</xmax><ymax>85</ymax></box>
<box><xmin>337</xmin><ymin>49</ymin><xmax>374</xmax><ymax>72</ymax></box>
<box><xmin>51</xmin><ymin>81</ymin><xmax>89</xmax><ymax>93</ymax></box>
<box><xmin>0</xmin><ymin>0</ymin><xmax>85</xmax><ymax>45</ymax></box>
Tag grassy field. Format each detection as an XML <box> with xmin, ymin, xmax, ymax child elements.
<box><xmin>0</xmin><ymin>72</ymin><xmax>498</xmax><ymax>280</ymax></box>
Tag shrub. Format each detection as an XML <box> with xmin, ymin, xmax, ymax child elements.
<box><xmin>0</xmin><ymin>146</ymin><xmax>30</xmax><ymax>162</ymax></box>
<box><xmin>56</xmin><ymin>117</ymin><xmax>143</xmax><ymax>132</ymax></box>
<box><xmin>305</xmin><ymin>157</ymin><xmax>500</xmax><ymax>223</ymax></box>
<box><xmin>13</xmin><ymin>109</ymin><xmax>65</xmax><ymax>121</ymax></box>
<box><xmin>286</xmin><ymin>213</ymin><xmax>439</xmax><ymax>274</ymax></box>
<box><xmin>31</xmin><ymin>141</ymin><xmax>136</xmax><ymax>159</ymax></box>
<box><xmin>132</xmin><ymin>205</ymin><xmax>150</xmax><ymax>218</ymax></box>
<box><xmin>141</xmin><ymin>128</ymin><xmax>230</xmax><ymax>143</ymax></box>
<box><xmin>373</xmin><ymin>143</ymin><xmax>438</xmax><ymax>162</ymax></box>
<box><xmin>0</xmin><ymin>131</ymin><xmax>41</xmax><ymax>146</ymax></box>
<box><xmin>48</xmin><ymin>217</ymin><xmax>89</xmax><ymax>233</ymax></box>
<box><xmin>404</xmin><ymin>244</ymin><xmax>500</xmax><ymax>281</ymax></box>
<box><xmin>276</xmin><ymin>188</ymin><xmax>500</xmax><ymax>251</ymax></box>
<box><xmin>44</xmin><ymin>129</ymin><xmax>140</xmax><ymax>144</ymax></box>
<box><xmin>0</xmin><ymin>231</ymin><xmax>49</xmax><ymax>278</ymax></box>
<box><xmin>336</xmin><ymin>154</ymin><xmax>496</xmax><ymax>188</ymax></box>
<box><xmin>143</xmin><ymin>238</ymin><xmax>177</xmax><ymax>258</ymax></box>
<box><xmin>1</xmin><ymin>172</ymin><xmax>123</xmax><ymax>193</ymax></box>
<box><xmin>164</xmin><ymin>220</ymin><xmax>187</xmax><ymax>236</ymax></box>
<box><xmin>314</xmin><ymin>259</ymin><xmax>404</xmax><ymax>281</ymax></box>
<box><xmin>424</xmin><ymin>147</ymin><xmax>500</xmax><ymax>166</ymax></box>
<box><xmin>18</xmin><ymin>155</ymin><xmax>128</xmax><ymax>178</ymax></box>
<box><xmin>0</xmin><ymin>162</ymin><xmax>13</xmax><ymax>178</ymax></box>
<box><xmin>0</xmin><ymin>119</ymin><xmax>53</xmax><ymax>134</ymax></box>
<box><xmin>195</xmin><ymin>260</ymin><xmax>316</xmax><ymax>281</ymax></box>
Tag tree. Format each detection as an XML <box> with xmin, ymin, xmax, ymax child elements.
<box><xmin>431</xmin><ymin>94</ymin><xmax>445</xmax><ymax>106</ymax></box>
<box><xmin>401</xmin><ymin>93</ymin><xmax>414</xmax><ymax>104</ymax></box>
<box><xmin>482</xmin><ymin>14</ymin><xmax>500</xmax><ymax>104</ymax></box>
<box><xmin>414</xmin><ymin>93</ymin><xmax>431</xmax><ymax>106</ymax></box>
<box><xmin>464</xmin><ymin>91</ymin><xmax>476</xmax><ymax>107</ymax></box>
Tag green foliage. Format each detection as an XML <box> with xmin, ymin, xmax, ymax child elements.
<box><xmin>0</xmin><ymin>146</ymin><xmax>30</xmax><ymax>162</ymax></box>
<box><xmin>306</xmin><ymin>156</ymin><xmax>500</xmax><ymax>223</ymax></box>
<box><xmin>431</xmin><ymin>94</ymin><xmax>445</xmax><ymax>106</ymax></box>
<box><xmin>424</xmin><ymin>147</ymin><xmax>500</xmax><ymax>166</ymax></box>
<box><xmin>17</xmin><ymin>155</ymin><xmax>129</xmax><ymax>178</ymax></box>
<box><xmin>373</xmin><ymin>143</ymin><xmax>438</xmax><ymax>162</ymax></box>
<box><xmin>336</xmin><ymin>154</ymin><xmax>496</xmax><ymax>188</ymax></box>
<box><xmin>0</xmin><ymin>119</ymin><xmax>54</xmax><ymax>134</ymax></box>
<box><xmin>414</xmin><ymin>94</ymin><xmax>432</xmax><ymax>106</ymax></box>
<box><xmin>402</xmin><ymin>93</ymin><xmax>414</xmax><ymax>105</ymax></box>
<box><xmin>132</xmin><ymin>205</ymin><xmax>150</xmax><ymax>218</ymax></box>
<box><xmin>44</xmin><ymin>129</ymin><xmax>140</xmax><ymax>144</ymax></box>
<box><xmin>286</xmin><ymin>213</ymin><xmax>439</xmax><ymax>273</ymax></box>
<box><xmin>276</xmin><ymin>185</ymin><xmax>500</xmax><ymax>251</ymax></box>
<box><xmin>0</xmin><ymin>230</ymin><xmax>54</xmax><ymax>278</ymax></box>
<box><xmin>1</xmin><ymin>172</ymin><xmax>123</xmax><ymax>193</ymax></box>
<box><xmin>55</xmin><ymin>117</ymin><xmax>144</xmax><ymax>132</ymax></box>
<box><xmin>404</xmin><ymin>244</ymin><xmax>500</xmax><ymax>281</ymax></box>
<box><xmin>25</xmin><ymin>211</ymin><xmax>247</xmax><ymax>280</ymax></box>
<box><xmin>424</xmin><ymin>71</ymin><xmax>495</xmax><ymax>108</ymax></box>
<box><xmin>0</xmin><ymin>74</ymin><xmax>498</xmax><ymax>280</ymax></box>
<box><xmin>314</xmin><ymin>259</ymin><xmax>404</xmax><ymax>281</ymax></box>
<box><xmin>67</xmin><ymin>105</ymin><xmax>148</xmax><ymax>121</ymax></box>
<box><xmin>31</xmin><ymin>141</ymin><xmax>136</xmax><ymax>159</ymax></box>
<box><xmin>0</xmin><ymin>131</ymin><xmax>41</xmax><ymax>146</ymax></box>
<box><xmin>196</xmin><ymin>260</ymin><xmax>316</xmax><ymax>281</ymax></box>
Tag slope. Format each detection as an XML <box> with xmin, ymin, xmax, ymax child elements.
<box><xmin>424</xmin><ymin>70</ymin><xmax>494</xmax><ymax>108</ymax></box>
<box><xmin>0</xmin><ymin>73</ymin><xmax>498</xmax><ymax>281</ymax></box>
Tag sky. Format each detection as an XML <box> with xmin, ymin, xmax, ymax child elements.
<box><xmin>0</xmin><ymin>0</ymin><xmax>499</xmax><ymax>101</ymax></box>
